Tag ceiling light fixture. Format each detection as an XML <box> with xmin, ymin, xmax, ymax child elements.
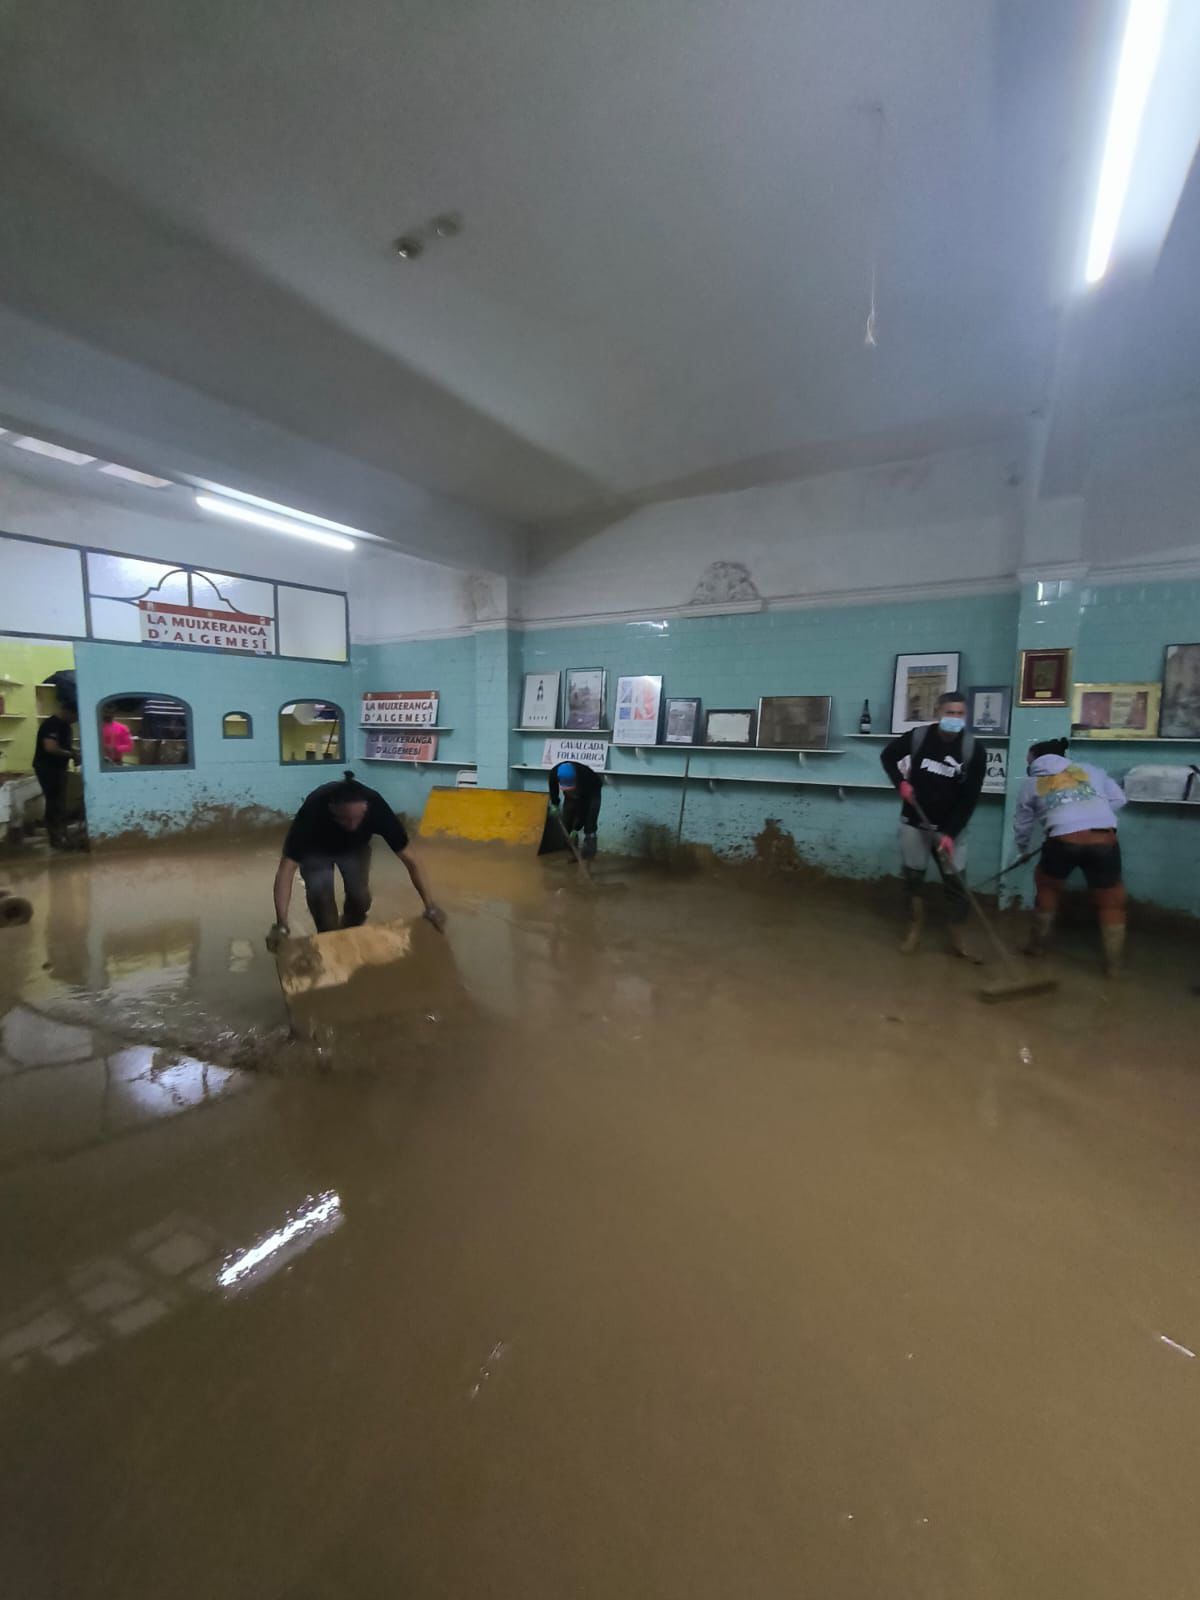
<box><xmin>99</xmin><ymin>462</ymin><xmax>172</xmax><ymax>488</ymax></box>
<box><xmin>394</xmin><ymin>235</ymin><xmax>424</xmax><ymax>260</ymax></box>
<box><xmin>11</xmin><ymin>435</ymin><xmax>97</xmax><ymax>466</ymax></box>
<box><xmin>1085</xmin><ymin>0</ymin><xmax>1170</xmax><ymax>284</ymax></box>
<box><xmin>194</xmin><ymin>494</ymin><xmax>356</xmax><ymax>552</ymax></box>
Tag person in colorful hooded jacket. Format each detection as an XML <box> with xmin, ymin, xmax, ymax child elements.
<box><xmin>1013</xmin><ymin>737</ymin><xmax>1128</xmax><ymax>976</ymax></box>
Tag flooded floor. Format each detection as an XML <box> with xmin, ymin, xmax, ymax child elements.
<box><xmin>2</xmin><ymin>838</ymin><xmax>1199</xmax><ymax>1598</ymax></box>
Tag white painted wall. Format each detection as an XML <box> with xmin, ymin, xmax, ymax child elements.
<box><xmin>0</xmin><ymin>462</ymin><xmax>513</xmax><ymax>645</ymax></box>
<box><xmin>1083</xmin><ymin>406</ymin><xmax>1200</xmax><ymax>577</ymax></box>
<box><xmin>522</xmin><ymin>442</ymin><xmax>1024</xmax><ymax>624</ymax></box>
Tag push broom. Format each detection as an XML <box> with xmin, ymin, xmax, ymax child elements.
<box><xmin>908</xmin><ymin>797</ymin><xmax>1058</xmax><ymax>1003</ymax></box>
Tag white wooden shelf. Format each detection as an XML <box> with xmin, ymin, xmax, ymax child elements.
<box><xmin>512</xmin><ymin>727</ymin><xmax>612</xmax><ymax>736</ymax></box>
<box><xmin>846</xmin><ymin>732</ymin><xmax>1010</xmax><ymax>742</ymax></box>
<box><xmin>1125</xmin><ymin>797</ymin><xmax>1200</xmax><ymax>807</ymax></box>
<box><xmin>613</xmin><ymin>743</ymin><xmax>845</xmax><ymax>754</ymax></box>
<box><xmin>1076</xmin><ymin>735</ymin><xmax>1200</xmax><ymax>744</ymax></box>
<box><xmin>0</xmin><ymin>677</ymin><xmax>25</xmax><ymax>688</ymax></box>
<box><xmin>362</xmin><ymin>757</ymin><xmax>475</xmax><ymax>767</ymax></box>
<box><xmin>359</xmin><ymin>724</ymin><xmax>453</xmax><ymax>732</ymax></box>
<box><xmin>0</xmin><ymin>714</ymin><xmax>27</xmax><ymax>720</ymax></box>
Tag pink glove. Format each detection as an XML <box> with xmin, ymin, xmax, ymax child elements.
<box><xmin>898</xmin><ymin>780</ymin><xmax>915</xmax><ymax>803</ymax></box>
<box><xmin>937</xmin><ymin>834</ymin><xmax>955</xmax><ymax>857</ymax></box>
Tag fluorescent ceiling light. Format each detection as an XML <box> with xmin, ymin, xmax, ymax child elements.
<box><xmin>11</xmin><ymin>435</ymin><xmax>97</xmax><ymax>466</ymax></box>
<box><xmin>99</xmin><ymin>462</ymin><xmax>172</xmax><ymax>488</ymax></box>
<box><xmin>203</xmin><ymin>481</ymin><xmax>369</xmax><ymax>541</ymax></box>
<box><xmin>194</xmin><ymin>493</ymin><xmax>356</xmax><ymax>552</ymax></box>
<box><xmin>1085</xmin><ymin>0</ymin><xmax>1170</xmax><ymax>284</ymax></box>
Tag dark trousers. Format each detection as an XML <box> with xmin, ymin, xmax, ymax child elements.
<box><xmin>35</xmin><ymin>765</ymin><xmax>68</xmax><ymax>842</ymax></box>
<box><xmin>299</xmin><ymin>849</ymin><xmax>372</xmax><ymax>933</ymax></box>
<box><xmin>563</xmin><ymin>792</ymin><xmax>601</xmax><ymax>837</ymax></box>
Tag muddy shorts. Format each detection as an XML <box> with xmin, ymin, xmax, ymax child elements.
<box><xmin>898</xmin><ymin>822</ymin><xmax>966</xmax><ymax>875</ymax></box>
<box><xmin>1039</xmin><ymin>833</ymin><xmax>1122</xmax><ymax>890</ymax></box>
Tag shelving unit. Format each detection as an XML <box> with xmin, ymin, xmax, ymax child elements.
<box><xmin>512</xmin><ymin>727</ymin><xmax>612</xmax><ymax>736</ymax></box>
<box><xmin>362</xmin><ymin>757</ymin><xmax>476</xmax><ymax>768</ymax></box>
<box><xmin>846</xmin><ymin>731</ymin><xmax>1010</xmax><ymax>742</ymax></box>
<box><xmin>1074</xmin><ymin>735</ymin><xmax>1200</xmax><ymax>745</ymax></box>
<box><xmin>359</xmin><ymin>724</ymin><xmax>454</xmax><ymax>732</ymax></box>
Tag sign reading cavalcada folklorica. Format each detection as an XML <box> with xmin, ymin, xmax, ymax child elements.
<box><xmin>361</xmin><ymin>691</ymin><xmax>440</xmax><ymax>727</ymax></box>
<box><xmin>138</xmin><ymin>599</ymin><xmax>274</xmax><ymax>654</ymax></box>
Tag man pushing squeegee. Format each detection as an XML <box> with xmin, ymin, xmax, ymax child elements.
<box><xmin>267</xmin><ymin>771</ymin><xmax>445</xmax><ymax>994</ymax></box>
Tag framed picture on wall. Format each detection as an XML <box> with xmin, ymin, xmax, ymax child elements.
<box><xmin>891</xmin><ymin>652</ymin><xmax>961</xmax><ymax>734</ymax></box>
<box><xmin>704</xmin><ymin>708</ymin><xmax>756</xmax><ymax>746</ymax></box>
<box><xmin>564</xmin><ymin>668</ymin><xmax>607</xmax><ymax>731</ymax></box>
<box><xmin>612</xmin><ymin>675</ymin><xmax>664</xmax><ymax>745</ymax></box>
<box><xmin>663</xmin><ymin>696</ymin><xmax>702</xmax><ymax>745</ymax></box>
<box><xmin>756</xmin><ymin>695</ymin><xmax>832</xmax><ymax>749</ymax></box>
<box><xmin>1017</xmin><ymin>647</ymin><xmax>1071</xmax><ymax>707</ymax></box>
<box><xmin>1160</xmin><ymin>643</ymin><xmax>1200</xmax><ymax>738</ymax></box>
<box><xmin>520</xmin><ymin>671</ymin><xmax>560</xmax><ymax>729</ymax></box>
<box><xmin>1072</xmin><ymin>681</ymin><xmax>1161</xmax><ymax>738</ymax></box>
<box><xmin>967</xmin><ymin>685</ymin><xmax>1011</xmax><ymax>736</ymax></box>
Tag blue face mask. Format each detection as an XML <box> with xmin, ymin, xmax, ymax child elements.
<box><xmin>939</xmin><ymin>715</ymin><xmax>966</xmax><ymax>735</ymax></box>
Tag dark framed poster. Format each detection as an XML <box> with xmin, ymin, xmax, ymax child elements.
<box><xmin>663</xmin><ymin>697</ymin><xmax>702</xmax><ymax>745</ymax></box>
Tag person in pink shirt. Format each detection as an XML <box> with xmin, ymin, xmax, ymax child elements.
<box><xmin>101</xmin><ymin>709</ymin><xmax>135</xmax><ymax>765</ymax></box>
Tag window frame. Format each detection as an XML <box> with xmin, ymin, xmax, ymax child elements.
<box><xmin>96</xmin><ymin>693</ymin><xmax>196</xmax><ymax>773</ymax></box>
<box><xmin>277</xmin><ymin>698</ymin><xmax>345</xmax><ymax>767</ymax></box>
<box><xmin>221</xmin><ymin>710</ymin><xmax>254</xmax><ymax>740</ymax></box>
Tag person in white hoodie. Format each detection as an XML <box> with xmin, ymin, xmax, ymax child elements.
<box><xmin>1013</xmin><ymin>737</ymin><xmax>1128</xmax><ymax>975</ymax></box>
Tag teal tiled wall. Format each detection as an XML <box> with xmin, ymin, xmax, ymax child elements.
<box><xmin>74</xmin><ymin>640</ymin><xmax>357</xmax><ymax>839</ymax></box>
<box><xmin>354</xmin><ymin>635</ymin><xmax>478</xmax><ymax>819</ymax></box>
<box><xmin>518</xmin><ymin>593</ymin><xmax>1019</xmax><ymax>882</ymax></box>
<box><xmin>66</xmin><ymin>582</ymin><xmax>1200</xmax><ymax>917</ymax></box>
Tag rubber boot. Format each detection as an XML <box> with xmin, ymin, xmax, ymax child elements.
<box><xmin>1101</xmin><ymin>923</ymin><xmax>1126</xmax><ymax>979</ymax></box>
<box><xmin>582</xmin><ymin>832</ymin><xmax>597</xmax><ymax>861</ymax></box>
<box><xmin>899</xmin><ymin>897</ymin><xmax>924</xmax><ymax>954</ymax></box>
<box><xmin>1024</xmin><ymin>910</ymin><xmax>1054</xmax><ymax>958</ymax></box>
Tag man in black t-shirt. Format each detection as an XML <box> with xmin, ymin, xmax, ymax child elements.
<box><xmin>268</xmin><ymin>770</ymin><xmax>445</xmax><ymax>944</ymax></box>
<box><xmin>32</xmin><ymin>700</ymin><xmax>77</xmax><ymax>847</ymax></box>
<box><xmin>548</xmin><ymin>761</ymin><xmax>603</xmax><ymax>859</ymax></box>
<box><xmin>881</xmin><ymin>692</ymin><xmax>986</xmax><ymax>956</ymax></box>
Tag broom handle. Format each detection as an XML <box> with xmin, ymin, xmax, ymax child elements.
<box><xmin>973</xmin><ymin>848</ymin><xmax>1040</xmax><ymax>893</ymax></box>
<box><xmin>907</xmin><ymin>795</ymin><xmax>1024</xmax><ymax>981</ymax></box>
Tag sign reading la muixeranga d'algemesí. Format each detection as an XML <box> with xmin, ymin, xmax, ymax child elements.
<box><xmin>138</xmin><ymin>599</ymin><xmax>274</xmax><ymax>654</ymax></box>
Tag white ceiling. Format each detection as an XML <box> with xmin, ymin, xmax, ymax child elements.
<box><xmin>0</xmin><ymin>0</ymin><xmax>1125</xmax><ymax>532</ymax></box>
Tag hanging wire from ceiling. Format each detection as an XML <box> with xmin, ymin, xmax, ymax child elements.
<box><xmin>863</xmin><ymin>102</ymin><xmax>886</xmax><ymax>349</ymax></box>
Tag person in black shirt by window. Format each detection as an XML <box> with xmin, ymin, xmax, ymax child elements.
<box><xmin>881</xmin><ymin>691</ymin><xmax>987</xmax><ymax>957</ymax></box>
<box><xmin>548</xmin><ymin>761</ymin><xmax>603</xmax><ymax>859</ymax></box>
<box><xmin>33</xmin><ymin>699</ymin><xmax>77</xmax><ymax>848</ymax></box>
<box><xmin>267</xmin><ymin>770</ymin><xmax>445</xmax><ymax>946</ymax></box>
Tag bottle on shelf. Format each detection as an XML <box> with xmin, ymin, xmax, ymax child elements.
<box><xmin>859</xmin><ymin>699</ymin><xmax>872</xmax><ymax>734</ymax></box>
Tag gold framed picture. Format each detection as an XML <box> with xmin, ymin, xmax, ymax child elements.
<box><xmin>1017</xmin><ymin>647</ymin><xmax>1072</xmax><ymax>707</ymax></box>
<box><xmin>1071</xmin><ymin>681</ymin><xmax>1161</xmax><ymax>739</ymax></box>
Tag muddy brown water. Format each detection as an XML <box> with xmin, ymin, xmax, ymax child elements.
<box><xmin>1</xmin><ymin>838</ymin><xmax>1199</xmax><ymax>1598</ymax></box>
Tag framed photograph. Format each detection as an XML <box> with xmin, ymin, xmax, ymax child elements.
<box><xmin>1018</xmin><ymin>647</ymin><xmax>1071</xmax><ymax>707</ymax></box>
<box><xmin>1160</xmin><ymin>643</ymin><xmax>1200</xmax><ymax>738</ymax></box>
<box><xmin>1072</xmin><ymin>681</ymin><xmax>1161</xmax><ymax>739</ymax></box>
<box><xmin>891</xmin><ymin>652</ymin><xmax>961</xmax><ymax>734</ymax></box>
<box><xmin>520</xmin><ymin>670</ymin><xmax>560</xmax><ymax>729</ymax></box>
<box><xmin>664</xmin><ymin>696</ymin><xmax>702</xmax><ymax>745</ymax></box>
<box><xmin>756</xmin><ymin>695</ymin><xmax>832</xmax><ymax>749</ymax></box>
<box><xmin>612</xmin><ymin>674</ymin><xmax>663</xmax><ymax>745</ymax></box>
<box><xmin>564</xmin><ymin>667</ymin><xmax>607</xmax><ymax>731</ymax></box>
<box><xmin>704</xmin><ymin>708</ymin><xmax>756</xmax><ymax>746</ymax></box>
<box><xmin>967</xmin><ymin>685</ymin><xmax>1011</xmax><ymax>736</ymax></box>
